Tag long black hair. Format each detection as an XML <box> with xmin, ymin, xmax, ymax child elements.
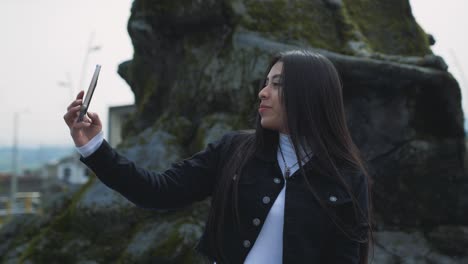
<box><xmin>205</xmin><ymin>50</ymin><xmax>373</xmax><ymax>263</ymax></box>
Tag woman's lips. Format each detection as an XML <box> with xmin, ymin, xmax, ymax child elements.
<box><xmin>258</xmin><ymin>107</ymin><xmax>271</xmax><ymax>113</ymax></box>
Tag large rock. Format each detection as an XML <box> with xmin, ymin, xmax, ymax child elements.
<box><xmin>118</xmin><ymin>0</ymin><xmax>433</xmax><ymax>135</ymax></box>
<box><xmin>427</xmin><ymin>225</ymin><xmax>468</xmax><ymax>256</ymax></box>
<box><xmin>373</xmin><ymin>230</ymin><xmax>468</xmax><ymax>263</ymax></box>
<box><xmin>1</xmin><ymin>0</ymin><xmax>466</xmax><ymax>262</ymax></box>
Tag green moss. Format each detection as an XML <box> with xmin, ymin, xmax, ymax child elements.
<box><xmin>114</xmin><ymin>218</ymin><xmax>156</xmax><ymax>263</ymax></box>
<box><xmin>138</xmin><ymin>135</ymin><xmax>148</xmax><ymax>146</ymax></box>
<box><xmin>0</xmin><ymin>215</ymin><xmax>42</xmax><ymax>263</ymax></box>
<box><xmin>233</xmin><ymin>0</ymin><xmax>431</xmax><ymax>56</ymax></box>
<box><xmin>120</xmin><ymin>111</ymin><xmax>138</xmax><ymax>140</ymax></box>
<box><xmin>20</xmin><ymin>185</ymin><xmax>161</xmax><ymax>263</ymax></box>
<box><xmin>149</xmin><ymin>217</ymin><xmax>203</xmax><ymax>263</ymax></box>
<box><xmin>139</xmin><ymin>76</ymin><xmax>158</xmax><ymax>111</ymax></box>
<box><xmin>18</xmin><ymin>178</ymin><xmax>150</xmax><ymax>262</ymax></box>
<box><xmin>189</xmin><ymin>113</ymin><xmax>241</xmax><ymax>153</ymax></box>
<box><xmin>115</xmin><ymin>203</ymin><xmax>210</xmax><ymax>263</ymax></box>
<box><xmin>151</xmin><ymin>114</ymin><xmax>194</xmax><ymax>146</ymax></box>
<box><xmin>330</xmin><ymin>3</ymin><xmax>373</xmax><ymax>55</ymax></box>
<box><xmin>342</xmin><ymin>0</ymin><xmax>431</xmax><ymax>56</ymax></box>
<box><xmin>19</xmin><ymin>177</ymin><xmax>96</xmax><ymax>262</ymax></box>
<box><xmin>241</xmin><ymin>0</ymin><xmax>345</xmax><ymax>52</ymax></box>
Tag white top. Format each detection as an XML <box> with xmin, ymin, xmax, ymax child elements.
<box><xmin>77</xmin><ymin>132</ymin><xmax>312</xmax><ymax>264</ymax></box>
<box><xmin>244</xmin><ymin>133</ymin><xmax>311</xmax><ymax>264</ymax></box>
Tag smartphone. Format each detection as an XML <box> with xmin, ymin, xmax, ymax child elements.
<box><xmin>78</xmin><ymin>64</ymin><xmax>101</xmax><ymax>122</ymax></box>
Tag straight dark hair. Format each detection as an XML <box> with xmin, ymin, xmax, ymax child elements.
<box><xmin>205</xmin><ymin>50</ymin><xmax>373</xmax><ymax>263</ymax></box>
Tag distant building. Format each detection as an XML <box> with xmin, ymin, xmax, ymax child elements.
<box><xmin>0</xmin><ymin>173</ymin><xmax>43</xmax><ymax>196</ymax></box>
<box><xmin>55</xmin><ymin>153</ymin><xmax>89</xmax><ymax>184</ymax></box>
<box><xmin>40</xmin><ymin>162</ymin><xmax>58</xmax><ymax>180</ymax></box>
<box><xmin>40</xmin><ymin>153</ymin><xmax>89</xmax><ymax>185</ymax></box>
<box><xmin>108</xmin><ymin>104</ymin><xmax>135</xmax><ymax>147</ymax></box>
<box><xmin>31</xmin><ymin>103</ymin><xmax>136</xmax><ymax>185</ymax></box>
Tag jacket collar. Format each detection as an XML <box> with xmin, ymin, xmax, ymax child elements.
<box><xmin>254</xmin><ymin>140</ymin><xmax>277</xmax><ymax>163</ymax></box>
<box><xmin>254</xmin><ymin>137</ymin><xmax>317</xmax><ymax>170</ymax></box>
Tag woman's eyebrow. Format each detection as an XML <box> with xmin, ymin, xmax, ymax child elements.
<box><xmin>266</xmin><ymin>74</ymin><xmax>282</xmax><ymax>80</ymax></box>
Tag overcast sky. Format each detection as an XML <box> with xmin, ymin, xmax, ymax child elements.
<box><xmin>0</xmin><ymin>0</ymin><xmax>467</xmax><ymax>147</ymax></box>
<box><xmin>0</xmin><ymin>0</ymin><xmax>134</xmax><ymax>147</ymax></box>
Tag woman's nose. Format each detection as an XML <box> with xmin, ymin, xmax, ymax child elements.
<box><xmin>258</xmin><ymin>86</ymin><xmax>268</xmax><ymax>100</ymax></box>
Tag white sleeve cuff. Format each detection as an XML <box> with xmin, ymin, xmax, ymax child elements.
<box><xmin>76</xmin><ymin>131</ymin><xmax>104</xmax><ymax>158</ymax></box>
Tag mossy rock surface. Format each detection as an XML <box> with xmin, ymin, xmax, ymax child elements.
<box><xmin>1</xmin><ymin>0</ymin><xmax>467</xmax><ymax>263</ymax></box>
<box><xmin>119</xmin><ymin>0</ymin><xmax>433</xmax><ymax>135</ymax></box>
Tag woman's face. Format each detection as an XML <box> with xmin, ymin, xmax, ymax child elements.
<box><xmin>258</xmin><ymin>61</ymin><xmax>288</xmax><ymax>134</ymax></box>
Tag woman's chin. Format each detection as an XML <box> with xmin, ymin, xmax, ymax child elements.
<box><xmin>260</xmin><ymin>121</ymin><xmax>278</xmax><ymax>131</ymax></box>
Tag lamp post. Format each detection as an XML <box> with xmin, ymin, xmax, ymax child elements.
<box><xmin>10</xmin><ymin>110</ymin><xmax>28</xmax><ymax>214</ymax></box>
<box><xmin>58</xmin><ymin>72</ymin><xmax>74</xmax><ymax>101</ymax></box>
<box><xmin>78</xmin><ymin>32</ymin><xmax>101</xmax><ymax>91</ymax></box>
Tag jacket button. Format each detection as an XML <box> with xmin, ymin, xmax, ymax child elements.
<box><xmin>273</xmin><ymin>177</ymin><xmax>281</xmax><ymax>184</ymax></box>
<box><xmin>329</xmin><ymin>195</ymin><xmax>337</xmax><ymax>202</ymax></box>
<box><xmin>243</xmin><ymin>240</ymin><xmax>251</xmax><ymax>248</ymax></box>
<box><xmin>252</xmin><ymin>218</ymin><xmax>261</xmax><ymax>226</ymax></box>
<box><xmin>262</xmin><ymin>196</ymin><xmax>271</xmax><ymax>204</ymax></box>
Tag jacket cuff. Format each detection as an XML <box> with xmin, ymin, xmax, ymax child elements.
<box><xmin>79</xmin><ymin>139</ymin><xmax>116</xmax><ymax>178</ymax></box>
<box><xmin>76</xmin><ymin>131</ymin><xmax>104</xmax><ymax>158</ymax></box>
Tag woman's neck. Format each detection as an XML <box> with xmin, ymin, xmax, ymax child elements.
<box><xmin>278</xmin><ymin>133</ymin><xmax>312</xmax><ymax>158</ymax></box>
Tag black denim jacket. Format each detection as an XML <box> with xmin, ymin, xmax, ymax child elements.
<box><xmin>81</xmin><ymin>132</ymin><xmax>369</xmax><ymax>263</ymax></box>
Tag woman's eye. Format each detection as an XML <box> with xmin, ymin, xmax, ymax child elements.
<box><xmin>262</xmin><ymin>79</ymin><xmax>282</xmax><ymax>88</ymax></box>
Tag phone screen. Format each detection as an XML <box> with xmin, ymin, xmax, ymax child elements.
<box><xmin>78</xmin><ymin>64</ymin><xmax>101</xmax><ymax>122</ymax></box>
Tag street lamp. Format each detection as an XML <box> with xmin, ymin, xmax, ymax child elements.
<box><xmin>10</xmin><ymin>110</ymin><xmax>28</xmax><ymax>214</ymax></box>
<box><xmin>78</xmin><ymin>32</ymin><xmax>101</xmax><ymax>91</ymax></box>
<box><xmin>58</xmin><ymin>72</ymin><xmax>74</xmax><ymax>101</ymax></box>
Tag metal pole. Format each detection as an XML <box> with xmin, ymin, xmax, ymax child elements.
<box><xmin>10</xmin><ymin>112</ymin><xmax>18</xmax><ymax>214</ymax></box>
<box><xmin>67</xmin><ymin>72</ymin><xmax>73</xmax><ymax>100</ymax></box>
<box><xmin>79</xmin><ymin>32</ymin><xmax>95</xmax><ymax>91</ymax></box>
<box><xmin>58</xmin><ymin>72</ymin><xmax>74</xmax><ymax>101</ymax></box>
<box><xmin>9</xmin><ymin>110</ymin><xmax>27</xmax><ymax>215</ymax></box>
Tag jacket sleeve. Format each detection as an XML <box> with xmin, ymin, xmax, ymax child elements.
<box><xmin>80</xmin><ymin>134</ymin><xmax>230</xmax><ymax>210</ymax></box>
<box><xmin>329</xmin><ymin>173</ymin><xmax>370</xmax><ymax>263</ymax></box>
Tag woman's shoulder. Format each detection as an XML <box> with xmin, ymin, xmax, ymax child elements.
<box><xmin>212</xmin><ymin>130</ymin><xmax>255</xmax><ymax>154</ymax></box>
<box><xmin>219</xmin><ymin>129</ymin><xmax>255</xmax><ymax>143</ymax></box>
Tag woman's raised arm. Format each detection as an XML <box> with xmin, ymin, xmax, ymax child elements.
<box><xmin>79</xmin><ymin>136</ymin><xmax>226</xmax><ymax>209</ymax></box>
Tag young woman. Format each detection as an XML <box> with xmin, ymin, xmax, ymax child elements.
<box><xmin>64</xmin><ymin>50</ymin><xmax>372</xmax><ymax>263</ymax></box>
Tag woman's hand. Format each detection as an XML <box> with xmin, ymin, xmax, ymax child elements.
<box><xmin>63</xmin><ymin>91</ymin><xmax>102</xmax><ymax>147</ymax></box>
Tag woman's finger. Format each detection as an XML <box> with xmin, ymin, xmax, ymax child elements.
<box><xmin>63</xmin><ymin>111</ymin><xmax>76</xmax><ymax>126</ymax></box>
<box><xmin>67</xmin><ymin>99</ymin><xmax>83</xmax><ymax>111</ymax></box>
<box><xmin>75</xmin><ymin>90</ymin><xmax>84</xmax><ymax>100</ymax></box>
<box><xmin>63</xmin><ymin>105</ymin><xmax>82</xmax><ymax>125</ymax></box>
<box><xmin>66</xmin><ymin>91</ymin><xmax>84</xmax><ymax>110</ymax></box>
<box><xmin>72</xmin><ymin>119</ymin><xmax>92</xmax><ymax>129</ymax></box>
